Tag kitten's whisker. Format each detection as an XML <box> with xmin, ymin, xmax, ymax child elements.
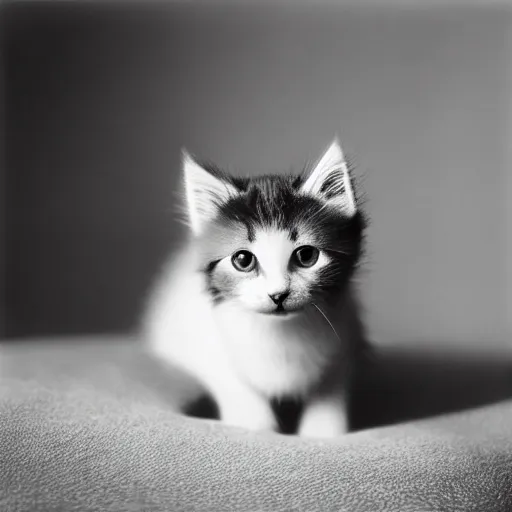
<box><xmin>325</xmin><ymin>248</ymin><xmax>350</xmax><ymax>256</ymax></box>
<box><xmin>311</xmin><ymin>303</ymin><xmax>341</xmax><ymax>342</ymax></box>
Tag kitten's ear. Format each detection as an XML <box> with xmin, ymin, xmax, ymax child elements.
<box><xmin>301</xmin><ymin>139</ymin><xmax>356</xmax><ymax>216</ymax></box>
<box><xmin>182</xmin><ymin>150</ymin><xmax>238</xmax><ymax>235</ymax></box>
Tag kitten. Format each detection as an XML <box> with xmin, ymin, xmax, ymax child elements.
<box><xmin>142</xmin><ymin>139</ymin><xmax>368</xmax><ymax>438</ymax></box>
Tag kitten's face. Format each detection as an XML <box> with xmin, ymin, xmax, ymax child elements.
<box><xmin>183</xmin><ymin>140</ymin><xmax>365</xmax><ymax>316</ymax></box>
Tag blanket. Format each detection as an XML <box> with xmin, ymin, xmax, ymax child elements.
<box><xmin>1</xmin><ymin>336</ymin><xmax>511</xmax><ymax>512</ymax></box>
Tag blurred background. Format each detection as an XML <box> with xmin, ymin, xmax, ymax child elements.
<box><xmin>1</xmin><ymin>0</ymin><xmax>511</xmax><ymax>354</ymax></box>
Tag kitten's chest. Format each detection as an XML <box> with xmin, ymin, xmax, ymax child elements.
<box><xmin>216</xmin><ymin>314</ymin><xmax>339</xmax><ymax>397</ymax></box>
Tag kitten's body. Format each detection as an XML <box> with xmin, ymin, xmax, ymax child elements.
<box><xmin>142</xmin><ymin>140</ymin><xmax>368</xmax><ymax>437</ymax></box>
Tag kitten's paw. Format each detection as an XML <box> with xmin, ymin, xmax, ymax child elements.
<box><xmin>216</xmin><ymin>391</ymin><xmax>279</xmax><ymax>433</ymax></box>
<box><xmin>298</xmin><ymin>399</ymin><xmax>348</xmax><ymax>439</ymax></box>
<box><xmin>298</xmin><ymin>418</ymin><xmax>348</xmax><ymax>439</ymax></box>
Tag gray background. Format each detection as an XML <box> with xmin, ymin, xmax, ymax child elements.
<box><xmin>2</xmin><ymin>1</ymin><xmax>511</xmax><ymax>350</ymax></box>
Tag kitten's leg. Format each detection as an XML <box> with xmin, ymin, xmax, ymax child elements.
<box><xmin>298</xmin><ymin>385</ymin><xmax>349</xmax><ymax>439</ymax></box>
<box><xmin>211</xmin><ymin>379</ymin><xmax>278</xmax><ymax>432</ymax></box>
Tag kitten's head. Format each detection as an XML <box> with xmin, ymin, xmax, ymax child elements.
<box><xmin>182</xmin><ymin>140</ymin><xmax>365</xmax><ymax>317</ymax></box>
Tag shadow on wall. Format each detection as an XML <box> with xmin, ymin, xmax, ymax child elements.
<box><xmin>185</xmin><ymin>347</ymin><xmax>512</xmax><ymax>433</ymax></box>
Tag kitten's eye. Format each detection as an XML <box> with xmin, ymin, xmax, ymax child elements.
<box><xmin>293</xmin><ymin>246</ymin><xmax>319</xmax><ymax>268</ymax></box>
<box><xmin>231</xmin><ymin>250</ymin><xmax>257</xmax><ymax>272</ymax></box>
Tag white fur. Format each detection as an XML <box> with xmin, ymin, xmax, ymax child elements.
<box><xmin>251</xmin><ymin>230</ymin><xmax>293</xmax><ymax>298</ymax></box>
<box><xmin>142</xmin><ymin>244</ymin><xmax>354</xmax><ymax>436</ymax></box>
<box><xmin>143</xmin><ymin>241</ymin><xmax>339</xmax><ymax>397</ymax></box>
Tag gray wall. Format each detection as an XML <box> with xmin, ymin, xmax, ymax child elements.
<box><xmin>2</xmin><ymin>2</ymin><xmax>511</xmax><ymax>350</ymax></box>
<box><xmin>0</xmin><ymin>30</ymin><xmax>4</xmax><ymax>339</ymax></box>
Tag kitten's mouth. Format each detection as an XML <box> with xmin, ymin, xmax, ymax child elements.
<box><xmin>266</xmin><ymin>305</ymin><xmax>301</xmax><ymax>317</ymax></box>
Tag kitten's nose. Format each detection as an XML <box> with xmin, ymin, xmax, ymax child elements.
<box><xmin>269</xmin><ymin>291</ymin><xmax>290</xmax><ymax>305</ymax></box>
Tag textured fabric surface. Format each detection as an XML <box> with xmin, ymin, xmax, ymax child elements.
<box><xmin>1</xmin><ymin>336</ymin><xmax>512</xmax><ymax>512</ymax></box>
